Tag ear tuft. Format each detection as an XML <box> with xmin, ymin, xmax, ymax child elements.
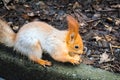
<box><xmin>70</xmin><ymin>32</ymin><xmax>75</xmax><ymax>43</ymax></box>
<box><xmin>66</xmin><ymin>15</ymin><xmax>80</xmax><ymax>44</ymax></box>
<box><xmin>66</xmin><ymin>15</ymin><xmax>79</xmax><ymax>40</ymax></box>
<box><xmin>67</xmin><ymin>15</ymin><xmax>79</xmax><ymax>32</ymax></box>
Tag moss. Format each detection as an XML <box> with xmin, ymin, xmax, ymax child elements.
<box><xmin>0</xmin><ymin>46</ymin><xmax>120</xmax><ymax>80</ymax></box>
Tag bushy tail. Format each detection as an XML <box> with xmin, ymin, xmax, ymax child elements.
<box><xmin>0</xmin><ymin>19</ymin><xmax>16</xmax><ymax>47</ymax></box>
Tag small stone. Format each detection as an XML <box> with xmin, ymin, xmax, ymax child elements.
<box><xmin>13</xmin><ymin>26</ymin><xmax>19</xmax><ymax>31</ymax></box>
<box><xmin>86</xmin><ymin>50</ymin><xmax>92</xmax><ymax>56</ymax></box>
<box><xmin>92</xmin><ymin>13</ymin><xmax>101</xmax><ymax>20</ymax></box>
<box><xmin>27</xmin><ymin>12</ymin><xmax>34</xmax><ymax>17</ymax></box>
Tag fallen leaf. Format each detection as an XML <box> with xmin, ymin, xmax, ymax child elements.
<box><xmin>73</xmin><ymin>2</ymin><xmax>80</xmax><ymax>9</ymax></box>
<box><xmin>99</xmin><ymin>52</ymin><xmax>111</xmax><ymax>63</ymax></box>
<box><xmin>111</xmin><ymin>4</ymin><xmax>120</xmax><ymax>8</ymax></box>
<box><xmin>24</xmin><ymin>4</ymin><xmax>30</xmax><ymax>8</ymax></box>
<box><xmin>93</xmin><ymin>35</ymin><xmax>102</xmax><ymax>41</ymax></box>
<box><xmin>104</xmin><ymin>35</ymin><xmax>112</xmax><ymax>41</ymax></box>
<box><xmin>115</xmin><ymin>18</ymin><xmax>120</xmax><ymax>26</ymax></box>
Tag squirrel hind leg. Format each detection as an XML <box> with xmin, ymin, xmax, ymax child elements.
<box><xmin>29</xmin><ymin>55</ymin><xmax>52</xmax><ymax>67</ymax></box>
<box><xmin>28</xmin><ymin>41</ymin><xmax>52</xmax><ymax>66</ymax></box>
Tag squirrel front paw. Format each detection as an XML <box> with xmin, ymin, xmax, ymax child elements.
<box><xmin>69</xmin><ymin>55</ymin><xmax>82</xmax><ymax>65</ymax></box>
<box><xmin>69</xmin><ymin>57</ymin><xmax>81</xmax><ymax>65</ymax></box>
<box><xmin>69</xmin><ymin>58</ymin><xmax>80</xmax><ymax>64</ymax></box>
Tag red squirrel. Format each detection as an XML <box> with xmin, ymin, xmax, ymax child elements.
<box><xmin>0</xmin><ymin>15</ymin><xmax>84</xmax><ymax>66</ymax></box>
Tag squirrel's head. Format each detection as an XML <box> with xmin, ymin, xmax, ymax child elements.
<box><xmin>66</xmin><ymin>15</ymin><xmax>84</xmax><ymax>55</ymax></box>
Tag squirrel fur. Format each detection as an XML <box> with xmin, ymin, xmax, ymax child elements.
<box><xmin>0</xmin><ymin>15</ymin><xmax>84</xmax><ymax>66</ymax></box>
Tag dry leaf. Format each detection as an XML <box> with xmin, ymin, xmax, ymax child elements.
<box><xmin>24</xmin><ymin>4</ymin><xmax>30</xmax><ymax>8</ymax></box>
<box><xmin>99</xmin><ymin>52</ymin><xmax>111</xmax><ymax>63</ymax></box>
<box><xmin>115</xmin><ymin>18</ymin><xmax>120</xmax><ymax>26</ymax></box>
<box><xmin>93</xmin><ymin>35</ymin><xmax>102</xmax><ymax>41</ymax></box>
<box><xmin>104</xmin><ymin>35</ymin><xmax>112</xmax><ymax>41</ymax></box>
<box><xmin>73</xmin><ymin>2</ymin><xmax>80</xmax><ymax>9</ymax></box>
<box><xmin>111</xmin><ymin>4</ymin><xmax>120</xmax><ymax>8</ymax></box>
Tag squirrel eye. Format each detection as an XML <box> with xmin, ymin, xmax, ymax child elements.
<box><xmin>74</xmin><ymin>45</ymin><xmax>79</xmax><ymax>49</ymax></box>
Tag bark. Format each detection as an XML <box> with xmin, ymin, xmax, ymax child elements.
<box><xmin>0</xmin><ymin>46</ymin><xmax>120</xmax><ymax>80</ymax></box>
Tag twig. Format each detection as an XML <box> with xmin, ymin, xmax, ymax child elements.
<box><xmin>0</xmin><ymin>12</ymin><xmax>8</xmax><ymax>18</ymax></box>
<box><xmin>2</xmin><ymin>0</ymin><xmax>10</xmax><ymax>10</ymax></box>
<box><xmin>87</xmin><ymin>18</ymin><xmax>101</xmax><ymax>23</ymax></box>
<box><xmin>96</xmin><ymin>9</ymin><xmax>118</xmax><ymax>12</ymax></box>
<box><xmin>109</xmin><ymin>43</ymin><xmax>114</xmax><ymax>55</ymax></box>
<box><xmin>112</xmin><ymin>45</ymin><xmax>120</xmax><ymax>49</ymax></box>
<box><xmin>110</xmin><ymin>64</ymin><xmax>120</xmax><ymax>72</ymax></box>
<box><xmin>103</xmin><ymin>34</ymin><xmax>114</xmax><ymax>55</ymax></box>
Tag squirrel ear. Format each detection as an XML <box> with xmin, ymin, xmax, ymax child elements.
<box><xmin>66</xmin><ymin>15</ymin><xmax>79</xmax><ymax>43</ymax></box>
<box><xmin>69</xmin><ymin>32</ymin><xmax>75</xmax><ymax>43</ymax></box>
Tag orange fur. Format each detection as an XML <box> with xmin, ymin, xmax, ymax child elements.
<box><xmin>66</xmin><ymin>15</ymin><xmax>84</xmax><ymax>55</ymax></box>
<box><xmin>0</xmin><ymin>15</ymin><xmax>84</xmax><ymax>66</ymax></box>
<box><xmin>29</xmin><ymin>41</ymin><xmax>52</xmax><ymax>66</ymax></box>
<box><xmin>66</xmin><ymin>15</ymin><xmax>79</xmax><ymax>39</ymax></box>
<box><xmin>29</xmin><ymin>55</ymin><xmax>51</xmax><ymax>66</ymax></box>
